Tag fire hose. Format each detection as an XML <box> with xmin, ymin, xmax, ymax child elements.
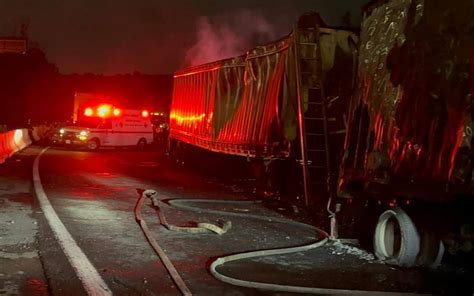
<box><xmin>135</xmin><ymin>189</ymin><xmax>430</xmax><ymax>296</ymax></box>
<box><xmin>134</xmin><ymin>189</ymin><xmax>192</xmax><ymax>295</ymax></box>
<box><xmin>146</xmin><ymin>190</ymin><xmax>232</xmax><ymax>235</ymax></box>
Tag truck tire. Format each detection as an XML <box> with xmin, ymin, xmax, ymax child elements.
<box><xmin>137</xmin><ymin>138</ymin><xmax>147</xmax><ymax>150</ymax></box>
<box><xmin>87</xmin><ymin>138</ymin><xmax>100</xmax><ymax>151</ymax></box>
<box><xmin>374</xmin><ymin>207</ymin><xmax>420</xmax><ymax>267</ymax></box>
<box><xmin>165</xmin><ymin>138</ymin><xmax>174</xmax><ymax>157</ymax></box>
<box><xmin>417</xmin><ymin>232</ymin><xmax>445</xmax><ymax>268</ymax></box>
<box><xmin>174</xmin><ymin>141</ymin><xmax>186</xmax><ymax>165</ymax></box>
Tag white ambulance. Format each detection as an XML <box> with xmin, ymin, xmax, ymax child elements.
<box><xmin>55</xmin><ymin>105</ymin><xmax>154</xmax><ymax>150</ymax></box>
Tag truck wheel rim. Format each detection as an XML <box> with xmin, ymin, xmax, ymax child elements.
<box><xmin>374</xmin><ymin>207</ymin><xmax>420</xmax><ymax>267</ymax></box>
<box><xmin>379</xmin><ymin>216</ymin><xmax>401</xmax><ymax>258</ymax></box>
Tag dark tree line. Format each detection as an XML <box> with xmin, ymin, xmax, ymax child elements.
<box><xmin>0</xmin><ymin>46</ymin><xmax>172</xmax><ymax>127</ymax></box>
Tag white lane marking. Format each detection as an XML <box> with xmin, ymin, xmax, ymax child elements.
<box><xmin>33</xmin><ymin>147</ymin><xmax>112</xmax><ymax>296</ymax></box>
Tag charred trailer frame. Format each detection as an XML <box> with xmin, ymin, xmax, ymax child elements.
<box><xmin>338</xmin><ymin>0</ymin><xmax>474</xmax><ymax>267</ymax></box>
<box><xmin>169</xmin><ymin>13</ymin><xmax>358</xmax><ymax>207</ymax></box>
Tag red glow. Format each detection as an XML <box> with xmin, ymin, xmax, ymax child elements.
<box><xmin>169</xmin><ymin>41</ymin><xmax>289</xmax><ymax>157</ymax></box>
<box><xmin>97</xmin><ymin>105</ymin><xmax>112</xmax><ymax>118</ymax></box>
<box><xmin>113</xmin><ymin>108</ymin><xmax>121</xmax><ymax>116</ymax></box>
<box><xmin>84</xmin><ymin>107</ymin><xmax>93</xmax><ymax>117</ymax></box>
<box><xmin>389</xmin><ymin>199</ymin><xmax>397</xmax><ymax>208</ymax></box>
<box><xmin>142</xmin><ymin>110</ymin><xmax>149</xmax><ymax>118</ymax></box>
<box><xmin>170</xmin><ymin>112</ymin><xmax>205</xmax><ymax>125</ymax></box>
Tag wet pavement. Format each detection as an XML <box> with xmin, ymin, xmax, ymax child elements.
<box><xmin>0</xmin><ymin>145</ymin><xmax>473</xmax><ymax>295</ymax></box>
<box><xmin>0</xmin><ymin>149</ymin><xmax>48</xmax><ymax>296</ymax></box>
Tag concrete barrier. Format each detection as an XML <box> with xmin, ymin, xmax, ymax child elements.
<box><xmin>0</xmin><ymin>128</ymin><xmax>32</xmax><ymax>164</ymax></box>
<box><xmin>0</xmin><ymin>133</ymin><xmax>8</xmax><ymax>163</ymax></box>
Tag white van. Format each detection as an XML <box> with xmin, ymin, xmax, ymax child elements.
<box><xmin>55</xmin><ymin>109</ymin><xmax>154</xmax><ymax>150</ymax></box>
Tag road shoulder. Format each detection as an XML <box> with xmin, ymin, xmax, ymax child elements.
<box><xmin>0</xmin><ymin>148</ymin><xmax>48</xmax><ymax>295</ymax></box>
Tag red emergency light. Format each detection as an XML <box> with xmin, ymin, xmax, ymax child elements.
<box><xmin>82</xmin><ymin>104</ymin><xmax>125</xmax><ymax>119</ymax></box>
<box><xmin>142</xmin><ymin>110</ymin><xmax>149</xmax><ymax>118</ymax></box>
<box><xmin>97</xmin><ymin>104</ymin><xmax>112</xmax><ymax>118</ymax></box>
<box><xmin>84</xmin><ymin>107</ymin><xmax>94</xmax><ymax>117</ymax></box>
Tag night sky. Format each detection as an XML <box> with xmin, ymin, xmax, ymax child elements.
<box><xmin>0</xmin><ymin>0</ymin><xmax>367</xmax><ymax>75</ymax></box>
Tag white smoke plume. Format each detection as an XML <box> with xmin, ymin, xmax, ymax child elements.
<box><xmin>184</xmin><ymin>10</ymin><xmax>284</xmax><ymax>67</ymax></box>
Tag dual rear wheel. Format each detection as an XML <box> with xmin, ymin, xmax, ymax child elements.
<box><xmin>373</xmin><ymin>207</ymin><xmax>444</xmax><ymax>267</ymax></box>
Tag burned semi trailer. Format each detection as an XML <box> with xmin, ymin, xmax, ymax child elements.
<box><xmin>338</xmin><ymin>0</ymin><xmax>474</xmax><ymax>267</ymax></box>
<box><xmin>169</xmin><ymin>13</ymin><xmax>358</xmax><ymax>205</ymax></box>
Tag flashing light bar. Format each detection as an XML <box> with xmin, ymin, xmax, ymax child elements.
<box><xmin>84</xmin><ymin>104</ymin><xmax>122</xmax><ymax>118</ymax></box>
<box><xmin>97</xmin><ymin>104</ymin><xmax>112</xmax><ymax>117</ymax></box>
<box><xmin>83</xmin><ymin>105</ymin><xmax>148</xmax><ymax>119</ymax></box>
<box><xmin>84</xmin><ymin>107</ymin><xmax>94</xmax><ymax>117</ymax></box>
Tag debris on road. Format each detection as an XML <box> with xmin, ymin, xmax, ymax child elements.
<box><xmin>329</xmin><ymin>240</ymin><xmax>376</xmax><ymax>262</ymax></box>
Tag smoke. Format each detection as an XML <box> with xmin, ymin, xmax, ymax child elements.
<box><xmin>0</xmin><ymin>0</ymin><xmax>367</xmax><ymax>74</ymax></box>
<box><xmin>184</xmin><ymin>10</ymin><xmax>284</xmax><ymax>67</ymax></box>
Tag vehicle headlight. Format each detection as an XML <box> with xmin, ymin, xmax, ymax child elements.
<box><xmin>77</xmin><ymin>130</ymin><xmax>89</xmax><ymax>141</ymax></box>
<box><xmin>59</xmin><ymin>128</ymin><xmax>65</xmax><ymax>135</ymax></box>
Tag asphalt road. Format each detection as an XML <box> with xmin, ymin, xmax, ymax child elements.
<box><xmin>2</xmin><ymin>145</ymin><xmax>319</xmax><ymax>295</ymax></box>
<box><xmin>32</xmin><ymin>146</ymin><xmax>280</xmax><ymax>296</ymax></box>
<box><xmin>1</xmin><ymin>145</ymin><xmax>473</xmax><ymax>295</ymax></box>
